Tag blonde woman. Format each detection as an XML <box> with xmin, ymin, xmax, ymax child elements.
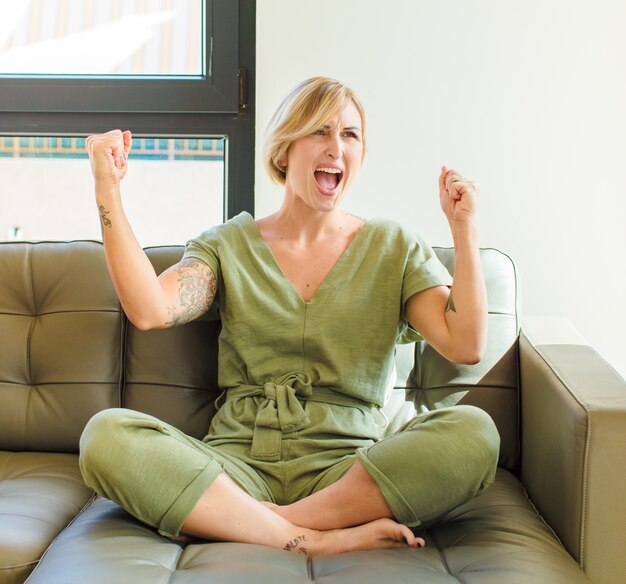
<box><xmin>81</xmin><ymin>77</ymin><xmax>499</xmax><ymax>557</ymax></box>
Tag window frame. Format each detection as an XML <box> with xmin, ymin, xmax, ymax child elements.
<box><xmin>0</xmin><ymin>0</ymin><xmax>255</xmax><ymax>221</ymax></box>
<box><xmin>0</xmin><ymin>0</ymin><xmax>238</xmax><ymax>114</ymax></box>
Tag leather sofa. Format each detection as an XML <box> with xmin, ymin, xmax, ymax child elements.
<box><xmin>1</xmin><ymin>240</ymin><xmax>624</xmax><ymax>584</ymax></box>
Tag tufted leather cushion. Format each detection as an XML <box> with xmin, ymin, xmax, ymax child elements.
<box><xmin>0</xmin><ymin>242</ymin><xmax>123</xmax><ymax>453</ymax></box>
<box><xmin>394</xmin><ymin>248</ymin><xmax>520</xmax><ymax>469</ymax></box>
<box><xmin>0</xmin><ymin>452</ymin><xmax>92</xmax><ymax>584</ymax></box>
<box><xmin>23</xmin><ymin>469</ymin><xmax>589</xmax><ymax>584</ymax></box>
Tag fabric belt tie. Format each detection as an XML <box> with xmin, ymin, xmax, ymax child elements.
<box><xmin>225</xmin><ymin>372</ymin><xmax>378</xmax><ymax>462</ymax></box>
<box><xmin>228</xmin><ymin>371</ymin><xmax>313</xmax><ymax>461</ymax></box>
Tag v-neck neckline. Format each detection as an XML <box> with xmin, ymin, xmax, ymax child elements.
<box><xmin>243</xmin><ymin>212</ymin><xmax>372</xmax><ymax>305</ymax></box>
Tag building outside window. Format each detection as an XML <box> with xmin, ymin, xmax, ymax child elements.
<box><xmin>0</xmin><ymin>136</ymin><xmax>225</xmax><ymax>246</ymax></box>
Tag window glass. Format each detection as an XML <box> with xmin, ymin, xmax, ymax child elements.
<box><xmin>0</xmin><ymin>0</ymin><xmax>203</xmax><ymax>77</ymax></box>
<box><xmin>0</xmin><ymin>136</ymin><xmax>224</xmax><ymax>246</ymax></box>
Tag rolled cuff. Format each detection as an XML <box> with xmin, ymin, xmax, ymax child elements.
<box><xmin>355</xmin><ymin>448</ymin><xmax>422</xmax><ymax>528</ymax></box>
<box><xmin>158</xmin><ymin>457</ymin><xmax>223</xmax><ymax>537</ymax></box>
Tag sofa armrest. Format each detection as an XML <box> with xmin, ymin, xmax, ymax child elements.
<box><xmin>519</xmin><ymin>316</ymin><xmax>626</xmax><ymax>584</ymax></box>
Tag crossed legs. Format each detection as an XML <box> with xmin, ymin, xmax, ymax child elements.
<box><xmin>266</xmin><ymin>404</ymin><xmax>500</xmax><ymax>535</ymax></box>
<box><xmin>180</xmin><ymin>465</ymin><xmax>424</xmax><ymax>557</ymax></box>
<box><xmin>80</xmin><ymin>405</ymin><xmax>499</xmax><ymax>558</ymax></box>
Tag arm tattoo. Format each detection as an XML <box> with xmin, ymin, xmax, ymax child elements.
<box><xmin>98</xmin><ymin>205</ymin><xmax>112</xmax><ymax>228</ymax></box>
<box><xmin>166</xmin><ymin>258</ymin><xmax>216</xmax><ymax>327</ymax></box>
<box><xmin>445</xmin><ymin>291</ymin><xmax>457</xmax><ymax>313</ymax></box>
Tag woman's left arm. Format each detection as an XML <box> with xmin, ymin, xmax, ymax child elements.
<box><xmin>405</xmin><ymin>166</ymin><xmax>487</xmax><ymax>364</ymax></box>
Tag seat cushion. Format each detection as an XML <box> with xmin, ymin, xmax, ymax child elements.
<box><xmin>0</xmin><ymin>452</ymin><xmax>93</xmax><ymax>584</ymax></box>
<box><xmin>26</xmin><ymin>469</ymin><xmax>589</xmax><ymax>584</ymax></box>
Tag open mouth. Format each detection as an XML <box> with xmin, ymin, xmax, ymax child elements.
<box><xmin>314</xmin><ymin>167</ymin><xmax>343</xmax><ymax>193</ymax></box>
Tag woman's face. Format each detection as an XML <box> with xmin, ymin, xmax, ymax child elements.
<box><xmin>282</xmin><ymin>99</ymin><xmax>364</xmax><ymax>213</ymax></box>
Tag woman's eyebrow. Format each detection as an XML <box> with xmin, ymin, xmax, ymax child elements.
<box><xmin>320</xmin><ymin>124</ymin><xmax>361</xmax><ymax>132</ymax></box>
<box><xmin>321</xmin><ymin>124</ymin><xmax>362</xmax><ymax>132</ymax></box>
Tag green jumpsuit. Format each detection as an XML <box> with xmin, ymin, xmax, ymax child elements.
<box><xmin>80</xmin><ymin>212</ymin><xmax>500</xmax><ymax>537</ymax></box>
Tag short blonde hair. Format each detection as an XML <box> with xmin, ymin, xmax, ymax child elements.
<box><xmin>263</xmin><ymin>77</ymin><xmax>367</xmax><ymax>185</ymax></box>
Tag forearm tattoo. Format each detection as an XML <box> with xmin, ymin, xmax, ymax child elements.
<box><xmin>98</xmin><ymin>205</ymin><xmax>112</xmax><ymax>228</ymax></box>
<box><xmin>166</xmin><ymin>258</ymin><xmax>216</xmax><ymax>327</ymax></box>
<box><xmin>445</xmin><ymin>292</ymin><xmax>457</xmax><ymax>313</ymax></box>
<box><xmin>283</xmin><ymin>534</ymin><xmax>307</xmax><ymax>555</ymax></box>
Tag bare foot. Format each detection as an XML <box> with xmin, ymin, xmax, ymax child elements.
<box><xmin>283</xmin><ymin>518</ymin><xmax>425</xmax><ymax>558</ymax></box>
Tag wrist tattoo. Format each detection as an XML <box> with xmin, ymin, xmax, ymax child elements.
<box><xmin>98</xmin><ymin>205</ymin><xmax>112</xmax><ymax>228</ymax></box>
<box><xmin>445</xmin><ymin>292</ymin><xmax>457</xmax><ymax>313</ymax></box>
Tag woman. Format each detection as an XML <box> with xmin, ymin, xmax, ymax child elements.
<box><xmin>81</xmin><ymin>77</ymin><xmax>499</xmax><ymax>557</ymax></box>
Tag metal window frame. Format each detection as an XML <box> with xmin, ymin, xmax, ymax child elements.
<box><xmin>0</xmin><ymin>0</ymin><xmax>238</xmax><ymax>114</ymax></box>
<box><xmin>0</xmin><ymin>0</ymin><xmax>255</xmax><ymax>221</ymax></box>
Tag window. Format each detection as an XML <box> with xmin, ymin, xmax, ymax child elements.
<box><xmin>0</xmin><ymin>0</ymin><xmax>240</xmax><ymax>113</ymax></box>
<box><xmin>0</xmin><ymin>136</ymin><xmax>225</xmax><ymax>246</ymax></box>
<box><xmin>0</xmin><ymin>0</ymin><xmax>255</xmax><ymax>242</ymax></box>
<box><xmin>0</xmin><ymin>1</ymin><xmax>204</xmax><ymax>77</ymax></box>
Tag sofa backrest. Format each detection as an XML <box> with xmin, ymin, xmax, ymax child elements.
<box><xmin>0</xmin><ymin>241</ymin><xmax>123</xmax><ymax>452</ymax></box>
<box><xmin>393</xmin><ymin>247</ymin><xmax>521</xmax><ymax>470</ymax></box>
<box><xmin>122</xmin><ymin>246</ymin><xmax>221</xmax><ymax>439</ymax></box>
<box><xmin>0</xmin><ymin>242</ymin><xmax>520</xmax><ymax>466</ymax></box>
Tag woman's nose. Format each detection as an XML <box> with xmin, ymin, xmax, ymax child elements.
<box><xmin>325</xmin><ymin>133</ymin><xmax>342</xmax><ymax>159</ymax></box>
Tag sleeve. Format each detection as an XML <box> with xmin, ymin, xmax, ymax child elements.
<box><xmin>398</xmin><ymin>229</ymin><xmax>453</xmax><ymax>344</ymax></box>
<box><xmin>401</xmin><ymin>232</ymin><xmax>453</xmax><ymax>306</ymax></box>
<box><xmin>182</xmin><ymin>224</ymin><xmax>222</xmax><ymax>289</ymax></box>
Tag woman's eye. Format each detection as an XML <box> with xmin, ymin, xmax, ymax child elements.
<box><xmin>314</xmin><ymin>129</ymin><xmax>326</xmax><ymax>135</ymax></box>
<box><xmin>343</xmin><ymin>131</ymin><xmax>358</xmax><ymax>139</ymax></box>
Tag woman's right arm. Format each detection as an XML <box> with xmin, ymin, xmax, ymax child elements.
<box><xmin>87</xmin><ymin>130</ymin><xmax>216</xmax><ymax>330</ymax></box>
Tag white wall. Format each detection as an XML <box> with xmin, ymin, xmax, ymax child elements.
<box><xmin>256</xmin><ymin>0</ymin><xmax>626</xmax><ymax>378</ymax></box>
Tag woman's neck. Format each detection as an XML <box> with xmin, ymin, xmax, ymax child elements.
<box><xmin>261</xmin><ymin>199</ymin><xmax>355</xmax><ymax>245</ymax></box>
